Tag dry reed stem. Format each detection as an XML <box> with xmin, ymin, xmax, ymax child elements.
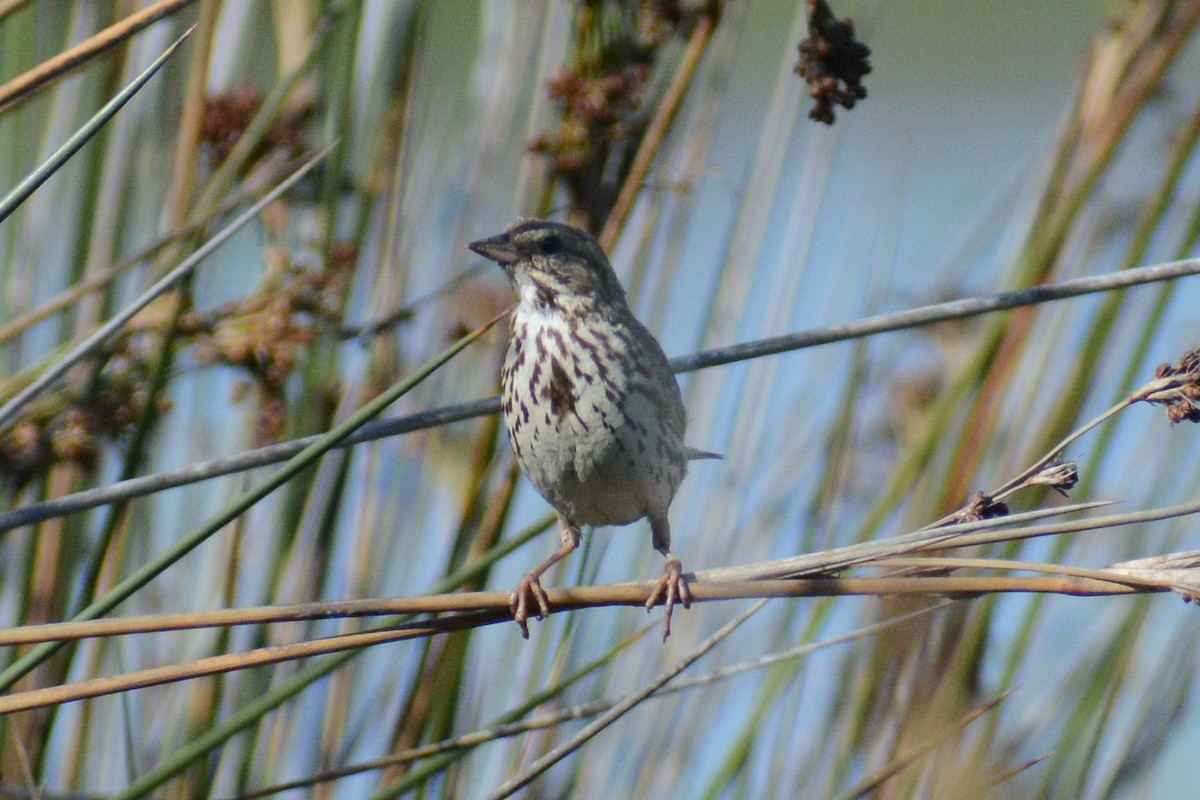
<box><xmin>0</xmin><ymin>504</ymin><xmax>1170</xmax><ymax>648</ymax></box>
<box><xmin>0</xmin><ymin>0</ymin><xmax>34</xmax><ymax>24</ymax></box>
<box><xmin>599</xmin><ymin>14</ymin><xmax>715</xmax><ymax>251</ymax></box>
<box><xmin>0</xmin><ymin>571</ymin><xmax>1175</xmax><ymax>716</ymax></box>
<box><xmin>0</xmin><ymin>573</ymin><xmax>1132</xmax><ymax>647</ymax></box>
<box><xmin>0</xmin><ymin>0</ymin><xmax>198</xmax><ymax>113</ymax></box>
<box><xmin>0</xmin><ymin>611</ymin><xmax>504</xmax><ymax>715</ymax></box>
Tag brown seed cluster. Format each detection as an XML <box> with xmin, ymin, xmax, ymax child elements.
<box><xmin>794</xmin><ymin>0</ymin><xmax>871</xmax><ymax>125</ymax></box>
<box><xmin>184</xmin><ymin>244</ymin><xmax>356</xmax><ymax>442</ymax></box>
<box><xmin>532</xmin><ymin>65</ymin><xmax>652</xmax><ymax>175</ymax></box>
<box><xmin>1027</xmin><ymin>460</ymin><xmax>1080</xmax><ymax>497</ymax></box>
<box><xmin>0</xmin><ymin>344</ymin><xmax>168</xmax><ymax>485</ymax></box>
<box><xmin>529</xmin><ymin>2</ymin><xmax>719</xmax><ymax>231</ymax></box>
<box><xmin>1147</xmin><ymin>346</ymin><xmax>1200</xmax><ymax>424</ymax></box>
<box><xmin>0</xmin><ymin>243</ymin><xmax>357</xmax><ymax>484</ymax></box>
<box><xmin>199</xmin><ymin>87</ymin><xmax>311</xmax><ymax>166</ymax></box>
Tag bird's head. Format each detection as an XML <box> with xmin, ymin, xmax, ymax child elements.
<box><xmin>469</xmin><ymin>220</ymin><xmax>628</xmax><ymax>314</ymax></box>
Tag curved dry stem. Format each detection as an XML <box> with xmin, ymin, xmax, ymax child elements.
<box><xmin>10</xmin><ymin>499</ymin><xmax>1193</xmax><ymax>653</ymax></box>
<box><xmin>985</xmin><ymin>397</ymin><xmax>1130</xmax><ymax>504</ymax></box>
<box><xmin>970</xmin><ymin>366</ymin><xmax>1198</xmax><ymax>512</ymax></box>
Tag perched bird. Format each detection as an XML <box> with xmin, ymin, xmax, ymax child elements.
<box><xmin>469</xmin><ymin>219</ymin><xmax>711</xmax><ymax>639</ymax></box>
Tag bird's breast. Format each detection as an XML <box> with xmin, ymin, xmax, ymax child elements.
<box><xmin>500</xmin><ymin>306</ymin><xmax>686</xmax><ymax>526</ymax></box>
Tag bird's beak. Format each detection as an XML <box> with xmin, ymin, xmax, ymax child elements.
<box><xmin>468</xmin><ymin>233</ymin><xmax>519</xmax><ymax>265</ymax></box>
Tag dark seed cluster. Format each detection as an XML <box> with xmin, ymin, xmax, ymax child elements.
<box><xmin>957</xmin><ymin>491</ymin><xmax>1009</xmax><ymax>523</ymax></box>
<box><xmin>794</xmin><ymin>0</ymin><xmax>871</xmax><ymax>125</ymax></box>
<box><xmin>1149</xmin><ymin>346</ymin><xmax>1200</xmax><ymax>424</ymax></box>
<box><xmin>0</xmin><ymin>364</ymin><xmax>169</xmax><ymax>486</ymax></box>
<box><xmin>1027</xmin><ymin>461</ymin><xmax>1080</xmax><ymax>497</ymax></box>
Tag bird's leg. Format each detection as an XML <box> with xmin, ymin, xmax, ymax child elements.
<box><xmin>512</xmin><ymin>516</ymin><xmax>580</xmax><ymax>638</ymax></box>
<box><xmin>645</xmin><ymin>515</ymin><xmax>691</xmax><ymax>641</ymax></box>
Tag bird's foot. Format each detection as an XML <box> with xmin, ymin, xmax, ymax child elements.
<box><xmin>645</xmin><ymin>558</ymin><xmax>691</xmax><ymax>641</ymax></box>
<box><xmin>511</xmin><ymin>572</ymin><xmax>552</xmax><ymax>639</ymax></box>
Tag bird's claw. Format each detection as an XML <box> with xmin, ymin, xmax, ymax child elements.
<box><xmin>645</xmin><ymin>558</ymin><xmax>691</xmax><ymax>641</ymax></box>
<box><xmin>511</xmin><ymin>573</ymin><xmax>552</xmax><ymax>639</ymax></box>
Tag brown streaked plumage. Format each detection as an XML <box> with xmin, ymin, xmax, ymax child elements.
<box><xmin>469</xmin><ymin>219</ymin><xmax>708</xmax><ymax>640</ymax></box>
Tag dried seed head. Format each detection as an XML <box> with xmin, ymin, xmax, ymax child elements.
<box><xmin>1027</xmin><ymin>460</ymin><xmax>1079</xmax><ymax>497</ymax></box>
<box><xmin>1142</xmin><ymin>344</ymin><xmax>1200</xmax><ymax>425</ymax></box>
<box><xmin>794</xmin><ymin>0</ymin><xmax>871</xmax><ymax>124</ymax></box>
<box><xmin>958</xmin><ymin>491</ymin><xmax>1009</xmax><ymax>522</ymax></box>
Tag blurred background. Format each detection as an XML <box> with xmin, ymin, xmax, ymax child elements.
<box><xmin>0</xmin><ymin>1</ymin><xmax>1198</xmax><ymax>797</ymax></box>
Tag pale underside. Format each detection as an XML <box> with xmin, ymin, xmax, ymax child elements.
<box><xmin>502</xmin><ymin>303</ymin><xmax>687</xmax><ymax>530</ymax></box>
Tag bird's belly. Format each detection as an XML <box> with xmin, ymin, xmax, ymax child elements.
<box><xmin>515</xmin><ymin>415</ymin><xmax>650</xmax><ymax>527</ymax></box>
<box><xmin>501</xmin><ymin>311</ymin><xmax>687</xmax><ymax>527</ymax></box>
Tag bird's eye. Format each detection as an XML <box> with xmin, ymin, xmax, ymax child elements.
<box><xmin>538</xmin><ymin>235</ymin><xmax>563</xmax><ymax>256</ymax></box>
